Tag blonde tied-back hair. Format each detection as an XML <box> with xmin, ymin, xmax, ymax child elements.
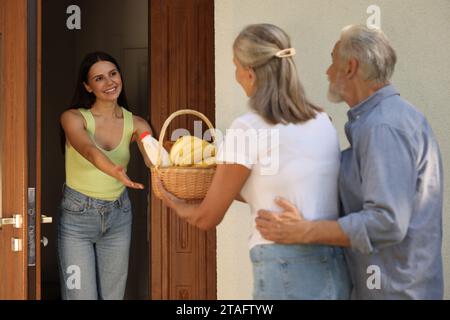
<box><xmin>233</xmin><ymin>24</ymin><xmax>322</xmax><ymax>125</ymax></box>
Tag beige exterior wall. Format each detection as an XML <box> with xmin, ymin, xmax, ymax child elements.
<box><xmin>215</xmin><ymin>0</ymin><xmax>450</xmax><ymax>299</ymax></box>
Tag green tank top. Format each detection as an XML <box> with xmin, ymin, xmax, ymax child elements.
<box><xmin>65</xmin><ymin>107</ymin><xmax>134</xmax><ymax>200</ymax></box>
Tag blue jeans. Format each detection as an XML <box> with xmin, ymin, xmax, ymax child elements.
<box><xmin>57</xmin><ymin>184</ymin><xmax>132</xmax><ymax>300</ymax></box>
<box><xmin>250</xmin><ymin>243</ymin><xmax>351</xmax><ymax>300</ymax></box>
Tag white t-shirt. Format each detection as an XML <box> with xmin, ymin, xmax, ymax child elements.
<box><xmin>216</xmin><ymin>111</ymin><xmax>341</xmax><ymax>249</ymax></box>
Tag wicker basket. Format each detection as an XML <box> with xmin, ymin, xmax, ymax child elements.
<box><xmin>151</xmin><ymin>109</ymin><xmax>216</xmax><ymax>200</ymax></box>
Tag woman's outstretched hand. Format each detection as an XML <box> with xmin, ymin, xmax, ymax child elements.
<box><xmin>114</xmin><ymin>165</ymin><xmax>144</xmax><ymax>189</ymax></box>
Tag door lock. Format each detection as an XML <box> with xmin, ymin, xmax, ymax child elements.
<box><xmin>0</xmin><ymin>214</ymin><xmax>22</xmax><ymax>229</ymax></box>
<box><xmin>41</xmin><ymin>215</ymin><xmax>53</xmax><ymax>224</ymax></box>
<box><xmin>41</xmin><ymin>236</ymin><xmax>48</xmax><ymax>247</ymax></box>
<box><xmin>11</xmin><ymin>238</ymin><xmax>23</xmax><ymax>252</ymax></box>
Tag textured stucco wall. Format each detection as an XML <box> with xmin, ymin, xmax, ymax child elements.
<box><xmin>215</xmin><ymin>0</ymin><xmax>450</xmax><ymax>299</ymax></box>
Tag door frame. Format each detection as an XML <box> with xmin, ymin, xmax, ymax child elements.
<box><xmin>27</xmin><ymin>0</ymin><xmax>41</xmax><ymax>300</ymax></box>
<box><xmin>149</xmin><ymin>0</ymin><xmax>217</xmax><ymax>300</ymax></box>
<box><xmin>2</xmin><ymin>0</ymin><xmax>217</xmax><ymax>300</ymax></box>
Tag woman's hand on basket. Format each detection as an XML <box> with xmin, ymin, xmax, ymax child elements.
<box><xmin>114</xmin><ymin>165</ymin><xmax>144</xmax><ymax>189</ymax></box>
<box><xmin>155</xmin><ymin>176</ymin><xmax>201</xmax><ymax>222</ymax></box>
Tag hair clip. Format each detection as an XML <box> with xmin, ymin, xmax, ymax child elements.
<box><xmin>275</xmin><ymin>48</ymin><xmax>296</xmax><ymax>58</ymax></box>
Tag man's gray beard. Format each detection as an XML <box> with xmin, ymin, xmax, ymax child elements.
<box><xmin>327</xmin><ymin>83</ymin><xmax>344</xmax><ymax>103</ymax></box>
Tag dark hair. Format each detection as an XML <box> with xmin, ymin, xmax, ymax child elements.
<box><xmin>60</xmin><ymin>51</ymin><xmax>130</xmax><ymax>152</ymax></box>
<box><xmin>70</xmin><ymin>51</ymin><xmax>129</xmax><ymax>109</ymax></box>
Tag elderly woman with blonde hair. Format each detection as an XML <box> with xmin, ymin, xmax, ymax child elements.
<box><xmin>157</xmin><ymin>23</ymin><xmax>351</xmax><ymax>300</ymax></box>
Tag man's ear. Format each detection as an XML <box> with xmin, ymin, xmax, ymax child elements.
<box><xmin>346</xmin><ymin>58</ymin><xmax>359</xmax><ymax>79</ymax></box>
<box><xmin>83</xmin><ymin>82</ymin><xmax>92</xmax><ymax>93</ymax></box>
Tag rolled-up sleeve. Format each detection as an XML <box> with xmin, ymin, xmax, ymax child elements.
<box><xmin>338</xmin><ymin>124</ymin><xmax>418</xmax><ymax>254</ymax></box>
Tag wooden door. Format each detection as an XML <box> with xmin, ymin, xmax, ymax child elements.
<box><xmin>0</xmin><ymin>0</ymin><xmax>30</xmax><ymax>300</ymax></box>
<box><xmin>150</xmin><ymin>0</ymin><xmax>217</xmax><ymax>299</ymax></box>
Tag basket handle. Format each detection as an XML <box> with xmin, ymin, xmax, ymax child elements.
<box><xmin>156</xmin><ymin>109</ymin><xmax>216</xmax><ymax>167</ymax></box>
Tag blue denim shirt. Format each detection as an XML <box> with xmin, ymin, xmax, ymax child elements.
<box><xmin>338</xmin><ymin>84</ymin><xmax>444</xmax><ymax>299</ymax></box>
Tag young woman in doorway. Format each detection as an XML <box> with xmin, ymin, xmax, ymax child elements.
<box><xmin>58</xmin><ymin>51</ymin><xmax>152</xmax><ymax>300</ymax></box>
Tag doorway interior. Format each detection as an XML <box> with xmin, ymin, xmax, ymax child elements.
<box><xmin>41</xmin><ymin>0</ymin><xmax>150</xmax><ymax>299</ymax></box>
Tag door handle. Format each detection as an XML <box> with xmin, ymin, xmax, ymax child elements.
<box><xmin>41</xmin><ymin>215</ymin><xmax>53</xmax><ymax>224</ymax></box>
<box><xmin>0</xmin><ymin>214</ymin><xmax>22</xmax><ymax>229</ymax></box>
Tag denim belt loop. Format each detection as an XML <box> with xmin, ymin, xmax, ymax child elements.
<box><xmin>117</xmin><ymin>193</ymin><xmax>123</xmax><ymax>208</ymax></box>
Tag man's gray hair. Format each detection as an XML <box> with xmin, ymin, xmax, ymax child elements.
<box><xmin>339</xmin><ymin>25</ymin><xmax>397</xmax><ymax>84</ymax></box>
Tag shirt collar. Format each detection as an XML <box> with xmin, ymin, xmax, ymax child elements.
<box><xmin>347</xmin><ymin>84</ymin><xmax>399</xmax><ymax>121</ymax></box>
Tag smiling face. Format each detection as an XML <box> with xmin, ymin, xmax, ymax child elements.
<box><xmin>84</xmin><ymin>60</ymin><xmax>123</xmax><ymax>103</ymax></box>
<box><xmin>233</xmin><ymin>54</ymin><xmax>256</xmax><ymax>97</ymax></box>
<box><xmin>326</xmin><ymin>41</ymin><xmax>347</xmax><ymax>103</ymax></box>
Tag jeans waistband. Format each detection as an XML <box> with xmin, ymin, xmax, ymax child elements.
<box><xmin>250</xmin><ymin>243</ymin><xmax>344</xmax><ymax>261</ymax></box>
<box><xmin>62</xmin><ymin>183</ymin><xmax>128</xmax><ymax>209</ymax></box>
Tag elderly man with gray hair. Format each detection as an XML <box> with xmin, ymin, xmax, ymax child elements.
<box><xmin>256</xmin><ymin>25</ymin><xmax>444</xmax><ymax>299</ymax></box>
